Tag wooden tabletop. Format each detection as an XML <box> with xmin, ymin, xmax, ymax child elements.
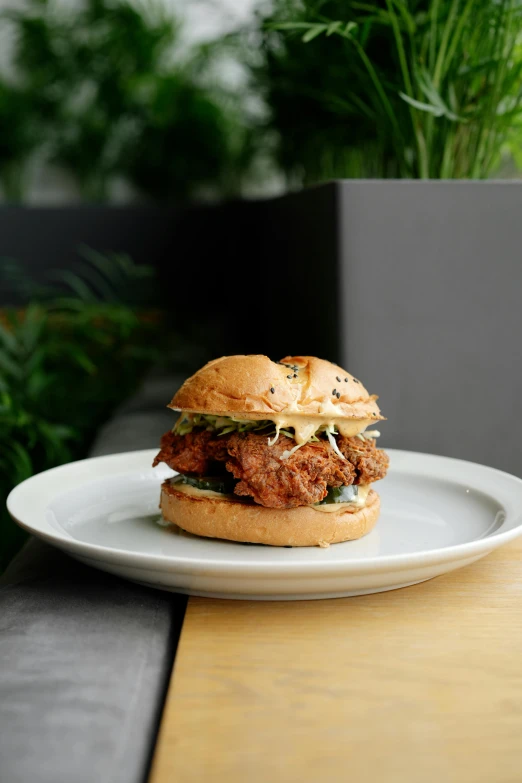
<box><xmin>149</xmin><ymin>537</ymin><xmax>522</xmax><ymax>783</ymax></box>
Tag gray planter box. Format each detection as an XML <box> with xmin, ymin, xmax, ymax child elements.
<box><xmin>303</xmin><ymin>181</ymin><xmax>522</xmax><ymax>476</ymax></box>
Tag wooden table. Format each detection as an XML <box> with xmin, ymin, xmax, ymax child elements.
<box><xmin>149</xmin><ymin>537</ymin><xmax>522</xmax><ymax>783</ymax></box>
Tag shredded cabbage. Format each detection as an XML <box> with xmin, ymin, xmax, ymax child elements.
<box><xmin>173</xmin><ymin>413</ymin><xmax>273</xmax><ymax>437</ymax></box>
<box><xmin>280</xmin><ymin>443</ymin><xmax>304</xmax><ymax>460</ymax></box>
<box><xmin>267</xmin><ymin>424</ymin><xmax>297</xmax><ymax>447</ymax></box>
<box><xmin>355</xmin><ymin>430</ymin><xmax>381</xmax><ymax>442</ymax></box>
<box><xmin>173</xmin><ymin>413</ymin><xmax>378</xmax><ymax>461</ymax></box>
<box><xmin>267</xmin><ymin>422</ymin><xmax>282</xmax><ymax>447</ymax></box>
<box><xmin>279</xmin><ymin>423</ymin><xmax>346</xmax><ymax>461</ymax></box>
<box><xmin>325</xmin><ymin>424</ymin><xmax>346</xmax><ymax>460</ymax></box>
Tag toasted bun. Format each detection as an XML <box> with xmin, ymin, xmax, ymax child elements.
<box><xmin>169</xmin><ymin>354</ymin><xmax>383</xmax><ymax>421</ymax></box>
<box><xmin>160</xmin><ymin>482</ymin><xmax>380</xmax><ymax>547</ymax></box>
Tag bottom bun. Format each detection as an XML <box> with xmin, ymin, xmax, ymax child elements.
<box><xmin>160</xmin><ymin>481</ymin><xmax>381</xmax><ymax>547</ymax></box>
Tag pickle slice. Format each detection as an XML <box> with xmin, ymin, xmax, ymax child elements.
<box><xmin>317</xmin><ymin>485</ymin><xmax>358</xmax><ymax>505</ymax></box>
<box><xmin>176</xmin><ymin>474</ymin><xmax>236</xmax><ymax>494</ymax></box>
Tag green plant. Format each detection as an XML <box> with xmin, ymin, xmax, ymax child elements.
<box><xmin>2</xmin><ymin>0</ymin><xmax>255</xmax><ymax>202</ymax></box>
<box><xmin>123</xmin><ymin>73</ymin><xmax>237</xmax><ymax>201</ymax></box>
<box><xmin>254</xmin><ymin>0</ymin><xmax>522</xmax><ymax>181</ymax></box>
<box><xmin>0</xmin><ymin>82</ymin><xmax>42</xmax><ymax>202</ymax></box>
<box><xmin>0</xmin><ymin>251</ymin><xmax>165</xmax><ymax>572</ymax></box>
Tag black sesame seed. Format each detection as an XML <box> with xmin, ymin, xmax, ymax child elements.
<box><xmin>344</xmin><ymin>377</ymin><xmax>349</xmax><ymax>382</ymax></box>
<box><xmin>353</xmin><ymin>379</ymin><xmax>359</xmax><ymax>384</ymax></box>
<box><xmin>336</xmin><ymin>376</ymin><xmax>341</xmax><ymax>382</ymax></box>
<box><xmin>293</xmin><ymin>374</ymin><xmax>297</xmax><ymax>378</ymax></box>
<box><xmin>332</xmin><ymin>389</ymin><xmax>337</xmax><ymax>395</ymax></box>
<box><xmin>336</xmin><ymin>392</ymin><xmax>341</xmax><ymax>399</ymax></box>
<box><xmin>270</xmin><ymin>387</ymin><xmax>275</xmax><ymax>394</ymax></box>
<box><xmin>287</xmin><ymin>374</ymin><xmax>293</xmax><ymax>379</ymax></box>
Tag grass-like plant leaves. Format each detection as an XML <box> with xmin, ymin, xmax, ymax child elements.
<box><xmin>257</xmin><ymin>0</ymin><xmax>522</xmax><ymax>180</ymax></box>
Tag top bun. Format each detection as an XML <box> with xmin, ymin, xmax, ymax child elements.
<box><xmin>169</xmin><ymin>355</ymin><xmax>384</xmax><ymax>421</ymax></box>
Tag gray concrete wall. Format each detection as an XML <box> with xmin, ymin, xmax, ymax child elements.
<box><xmin>337</xmin><ymin>180</ymin><xmax>522</xmax><ymax>476</ymax></box>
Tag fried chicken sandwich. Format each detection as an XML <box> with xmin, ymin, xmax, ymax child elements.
<box><xmin>153</xmin><ymin>355</ymin><xmax>388</xmax><ymax>547</ymax></box>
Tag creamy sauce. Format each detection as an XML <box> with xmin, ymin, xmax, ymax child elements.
<box><xmin>269</xmin><ymin>413</ymin><xmax>372</xmax><ymax>444</ymax></box>
<box><xmin>172</xmin><ymin>478</ymin><xmax>371</xmax><ymax>512</ymax></box>
<box><xmin>311</xmin><ymin>485</ymin><xmax>370</xmax><ymax>513</ymax></box>
<box><xmin>360</xmin><ymin>429</ymin><xmax>380</xmax><ymax>439</ymax></box>
<box><xmin>171</xmin><ymin>480</ymin><xmax>236</xmax><ymax>501</ymax></box>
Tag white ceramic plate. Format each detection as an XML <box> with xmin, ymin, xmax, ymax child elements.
<box><xmin>7</xmin><ymin>448</ymin><xmax>522</xmax><ymax>600</ymax></box>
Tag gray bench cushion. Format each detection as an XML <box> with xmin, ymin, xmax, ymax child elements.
<box><xmin>0</xmin><ymin>374</ymin><xmax>185</xmax><ymax>783</ymax></box>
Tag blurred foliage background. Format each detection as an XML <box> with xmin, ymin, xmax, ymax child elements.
<box><xmin>1</xmin><ymin>0</ymin><xmax>522</xmax><ymax>202</ymax></box>
<box><xmin>0</xmin><ymin>251</ymin><xmax>174</xmax><ymax>570</ymax></box>
<box><xmin>0</xmin><ymin>0</ymin><xmax>261</xmax><ymax>203</ymax></box>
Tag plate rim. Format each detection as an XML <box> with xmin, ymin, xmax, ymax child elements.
<box><xmin>6</xmin><ymin>447</ymin><xmax>522</xmax><ymax>574</ymax></box>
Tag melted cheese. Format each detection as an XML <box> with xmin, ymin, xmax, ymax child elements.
<box><xmin>311</xmin><ymin>485</ymin><xmax>370</xmax><ymax>513</ymax></box>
